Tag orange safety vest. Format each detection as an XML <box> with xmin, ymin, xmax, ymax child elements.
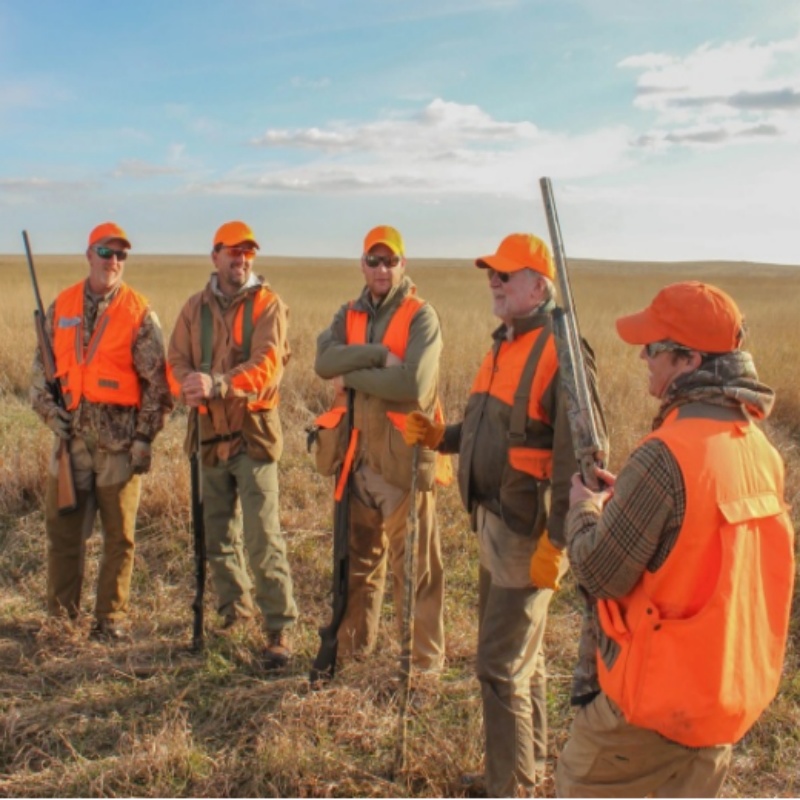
<box><xmin>167</xmin><ymin>287</ymin><xmax>280</xmax><ymax>414</ymax></box>
<box><xmin>53</xmin><ymin>281</ymin><xmax>148</xmax><ymax>410</ymax></box>
<box><xmin>597</xmin><ymin>405</ymin><xmax>795</xmax><ymax>747</ymax></box>
<box><xmin>468</xmin><ymin>323</ymin><xmax>558</xmax><ymax>482</ymax></box>
<box><xmin>348</xmin><ymin>295</ymin><xmax>451</xmax><ymax>487</ymax></box>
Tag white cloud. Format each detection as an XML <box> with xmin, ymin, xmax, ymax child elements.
<box><xmin>620</xmin><ymin>33</ymin><xmax>800</xmax><ymax>148</ymax></box>
<box><xmin>240</xmin><ymin>98</ymin><xmax>631</xmax><ymax>196</ymax></box>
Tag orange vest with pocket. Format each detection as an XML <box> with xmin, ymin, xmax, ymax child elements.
<box><xmin>53</xmin><ymin>281</ymin><xmax>148</xmax><ymax>410</ymax></box>
<box><xmin>597</xmin><ymin>404</ymin><xmax>795</xmax><ymax>747</ymax></box>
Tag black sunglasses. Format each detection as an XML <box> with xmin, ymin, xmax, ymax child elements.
<box><xmin>364</xmin><ymin>253</ymin><xmax>402</xmax><ymax>268</ymax></box>
<box><xmin>486</xmin><ymin>268</ymin><xmax>510</xmax><ymax>283</ymax></box>
<box><xmin>93</xmin><ymin>245</ymin><xmax>128</xmax><ymax>261</ymax></box>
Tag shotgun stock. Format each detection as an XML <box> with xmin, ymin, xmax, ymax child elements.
<box><xmin>190</xmin><ymin>414</ymin><xmax>206</xmax><ymax>651</ymax></box>
<box><xmin>539</xmin><ymin>178</ymin><xmax>607</xmax><ymax>705</ymax></box>
<box><xmin>25</xmin><ymin>231</ymin><xmax>78</xmax><ymax>515</ymax></box>
<box><xmin>309</xmin><ymin>390</ymin><xmax>355</xmax><ymax>683</ymax></box>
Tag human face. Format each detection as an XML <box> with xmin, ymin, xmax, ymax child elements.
<box><xmin>487</xmin><ymin>267</ymin><xmax>546</xmax><ymax>325</ymax></box>
<box><xmin>86</xmin><ymin>238</ymin><xmax>129</xmax><ymax>295</ymax></box>
<box><xmin>212</xmin><ymin>242</ymin><xmax>257</xmax><ymax>296</ymax></box>
<box><xmin>640</xmin><ymin>343</ymin><xmax>699</xmax><ymax>399</ymax></box>
<box><xmin>361</xmin><ymin>243</ymin><xmax>405</xmax><ymax>302</ymax></box>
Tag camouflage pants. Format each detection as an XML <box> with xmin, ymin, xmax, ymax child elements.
<box><xmin>202</xmin><ymin>453</ymin><xmax>297</xmax><ymax>631</ymax></box>
<box><xmin>555</xmin><ymin>692</ymin><xmax>732</xmax><ymax>797</ymax></box>
<box><xmin>337</xmin><ymin>464</ymin><xmax>445</xmax><ymax>672</ymax></box>
<box><xmin>46</xmin><ymin>436</ymin><xmax>141</xmax><ymax>622</ymax></box>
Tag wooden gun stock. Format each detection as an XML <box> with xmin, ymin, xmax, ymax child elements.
<box><xmin>34</xmin><ymin>308</ymin><xmax>78</xmax><ymax>515</ymax></box>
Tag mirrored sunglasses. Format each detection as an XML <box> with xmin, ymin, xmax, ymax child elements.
<box><xmin>226</xmin><ymin>246</ymin><xmax>257</xmax><ymax>259</ymax></box>
<box><xmin>364</xmin><ymin>253</ymin><xmax>402</xmax><ymax>268</ymax></box>
<box><xmin>644</xmin><ymin>341</ymin><xmax>693</xmax><ymax>358</ymax></box>
<box><xmin>93</xmin><ymin>246</ymin><xmax>128</xmax><ymax>261</ymax></box>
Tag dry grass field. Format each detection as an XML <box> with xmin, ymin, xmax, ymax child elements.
<box><xmin>0</xmin><ymin>253</ymin><xmax>798</xmax><ymax>797</ymax></box>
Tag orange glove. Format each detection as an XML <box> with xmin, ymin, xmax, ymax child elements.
<box><xmin>402</xmin><ymin>411</ymin><xmax>445</xmax><ymax>449</ymax></box>
<box><xmin>530</xmin><ymin>532</ymin><xmax>565</xmax><ymax>591</ymax></box>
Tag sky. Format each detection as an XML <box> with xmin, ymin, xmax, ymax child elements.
<box><xmin>1</xmin><ymin>0</ymin><xmax>799</xmax><ymax>264</ymax></box>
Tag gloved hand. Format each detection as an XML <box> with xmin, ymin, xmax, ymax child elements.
<box><xmin>403</xmin><ymin>411</ymin><xmax>445</xmax><ymax>449</ymax></box>
<box><xmin>46</xmin><ymin>406</ymin><xmax>73</xmax><ymax>440</ymax></box>
<box><xmin>530</xmin><ymin>531</ymin><xmax>565</xmax><ymax>591</ymax></box>
<box><xmin>130</xmin><ymin>439</ymin><xmax>152</xmax><ymax>475</ymax></box>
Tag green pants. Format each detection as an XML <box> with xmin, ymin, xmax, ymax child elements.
<box><xmin>475</xmin><ymin>505</ymin><xmax>555</xmax><ymax>798</ymax></box>
<box><xmin>46</xmin><ymin>436</ymin><xmax>141</xmax><ymax>622</ymax></box>
<box><xmin>202</xmin><ymin>453</ymin><xmax>297</xmax><ymax>631</ymax></box>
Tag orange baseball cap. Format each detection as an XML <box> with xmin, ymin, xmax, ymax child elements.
<box><xmin>475</xmin><ymin>233</ymin><xmax>555</xmax><ymax>280</ymax></box>
<box><xmin>88</xmin><ymin>222</ymin><xmax>131</xmax><ymax>248</ymax></box>
<box><xmin>364</xmin><ymin>225</ymin><xmax>404</xmax><ymax>255</ymax></box>
<box><xmin>616</xmin><ymin>281</ymin><xmax>743</xmax><ymax>353</ymax></box>
<box><xmin>213</xmin><ymin>221</ymin><xmax>260</xmax><ymax>249</ymax></box>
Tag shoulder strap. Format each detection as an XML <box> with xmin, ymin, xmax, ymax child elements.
<box><xmin>241</xmin><ymin>295</ymin><xmax>254</xmax><ymax>362</ymax></box>
<box><xmin>508</xmin><ymin>319</ymin><xmax>552</xmax><ymax>443</ymax></box>
<box><xmin>200</xmin><ymin>302</ymin><xmax>213</xmax><ymax>374</ymax></box>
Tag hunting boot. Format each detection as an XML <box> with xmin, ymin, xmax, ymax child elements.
<box><xmin>264</xmin><ymin>629</ymin><xmax>292</xmax><ymax>670</ymax></box>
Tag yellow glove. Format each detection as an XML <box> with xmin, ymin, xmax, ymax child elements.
<box><xmin>530</xmin><ymin>532</ymin><xmax>565</xmax><ymax>591</ymax></box>
<box><xmin>403</xmin><ymin>411</ymin><xmax>445</xmax><ymax>449</ymax></box>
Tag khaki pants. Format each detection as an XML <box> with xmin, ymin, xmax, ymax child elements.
<box><xmin>203</xmin><ymin>453</ymin><xmax>297</xmax><ymax>631</ymax></box>
<box><xmin>46</xmin><ymin>436</ymin><xmax>141</xmax><ymax>622</ymax></box>
<box><xmin>475</xmin><ymin>505</ymin><xmax>556</xmax><ymax>798</ymax></box>
<box><xmin>555</xmin><ymin>692</ymin><xmax>732</xmax><ymax>798</ymax></box>
<box><xmin>337</xmin><ymin>464</ymin><xmax>445</xmax><ymax>671</ymax></box>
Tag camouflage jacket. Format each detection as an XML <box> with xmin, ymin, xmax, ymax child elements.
<box><xmin>30</xmin><ymin>280</ymin><xmax>173</xmax><ymax>452</ymax></box>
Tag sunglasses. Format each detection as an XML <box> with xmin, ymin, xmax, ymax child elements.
<box><xmin>486</xmin><ymin>268</ymin><xmax>510</xmax><ymax>283</ymax></box>
<box><xmin>225</xmin><ymin>246</ymin><xmax>257</xmax><ymax>259</ymax></box>
<box><xmin>93</xmin><ymin>246</ymin><xmax>128</xmax><ymax>261</ymax></box>
<box><xmin>364</xmin><ymin>253</ymin><xmax>402</xmax><ymax>268</ymax></box>
<box><xmin>644</xmin><ymin>341</ymin><xmax>693</xmax><ymax>358</ymax></box>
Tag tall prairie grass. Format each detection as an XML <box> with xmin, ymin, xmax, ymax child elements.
<box><xmin>0</xmin><ymin>253</ymin><xmax>798</xmax><ymax>797</ymax></box>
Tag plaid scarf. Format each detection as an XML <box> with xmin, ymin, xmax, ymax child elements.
<box><xmin>653</xmin><ymin>350</ymin><xmax>775</xmax><ymax>430</ymax></box>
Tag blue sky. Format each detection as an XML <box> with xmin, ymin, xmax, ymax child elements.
<box><xmin>2</xmin><ymin>0</ymin><xmax>799</xmax><ymax>263</ymax></box>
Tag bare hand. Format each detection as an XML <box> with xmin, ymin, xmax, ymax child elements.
<box><xmin>331</xmin><ymin>375</ymin><xmax>346</xmax><ymax>395</ymax></box>
<box><xmin>569</xmin><ymin>470</ymin><xmax>615</xmax><ymax>511</ymax></box>
<box><xmin>182</xmin><ymin>372</ymin><xmax>214</xmax><ymax>407</ymax></box>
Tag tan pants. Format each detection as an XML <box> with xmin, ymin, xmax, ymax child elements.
<box><xmin>475</xmin><ymin>505</ymin><xmax>556</xmax><ymax>798</ymax></box>
<box><xmin>46</xmin><ymin>436</ymin><xmax>141</xmax><ymax>622</ymax></box>
<box><xmin>555</xmin><ymin>692</ymin><xmax>732</xmax><ymax>798</ymax></box>
<box><xmin>337</xmin><ymin>464</ymin><xmax>445</xmax><ymax>671</ymax></box>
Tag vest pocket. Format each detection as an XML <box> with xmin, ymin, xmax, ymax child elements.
<box><xmin>242</xmin><ymin>407</ymin><xmax>283</xmax><ymax>463</ymax></box>
<box><xmin>308</xmin><ymin>406</ymin><xmax>348</xmax><ymax>476</ymax></box>
<box><xmin>381</xmin><ymin>418</ymin><xmax>436</xmax><ymax>492</ymax></box>
<box><xmin>499</xmin><ymin>448</ymin><xmax>551</xmax><ymax>536</ymax></box>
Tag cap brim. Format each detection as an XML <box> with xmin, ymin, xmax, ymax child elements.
<box><xmin>367</xmin><ymin>238</ymin><xmax>402</xmax><ymax>255</ymax></box>
<box><xmin>615</xmin><ymin>308</ymin><xmax>669</xmax><ymax>345</ymax></box>
<box><xmin>95</xmin><ymin>235</ymin><xmax>132</xmax><ymax>249</ymax></box>
<box><xmin>475</xmin><ymin>255</ymin><xmax>528</xmax><ymax>274</ymax></box>
<box><xmin>217</xmin><ymin>238</ymin><xmax>260</xmax><ymax>249</ymax></box>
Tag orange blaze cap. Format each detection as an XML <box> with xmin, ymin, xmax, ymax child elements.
<box><xmin>213</xmin><ymin>221</ymin><xmax>260</xmax><ymax>249</ymax></box>
<box><xmin>364</xmin><ymin>225</ymin><xmax>404</xmax><ymax>255</ymax></box>
<box><xmin>475</xmin><ymin>233</ymin><xmax>555</xmax><ymax>280</ymax></box>
<box><xmin>88</xmin><ymin>222</ymin><xmax>131</xmax><ymax>248</ymax></box>
<box><xmin>616</xmin><ymin>281</ymin><xmax>744</xmax><ymax>353</ymax></box>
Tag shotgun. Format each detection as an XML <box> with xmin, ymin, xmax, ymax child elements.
<box><xmin>190</xmin><ymin>413</ymin><xmax>206</xmax><ymax>651</ymax></box>
<box><xmin>309</xmin><ymin>389</ymin><xmax>355</xmax><ymax>683</ymax></box>
<box><xmin>24</xmin><ymin>230</ymin><xmax>78</xmax><ymax>515</ymax></box>
<box><xmin>539</xmin><ymin>177</ymin><xmax>608</xmax><ymax>705</ymax></box>
<box><xmin>394</xmin><ymin>444</ymin><xmax>419</xmax><ymax>781</ymax></box>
